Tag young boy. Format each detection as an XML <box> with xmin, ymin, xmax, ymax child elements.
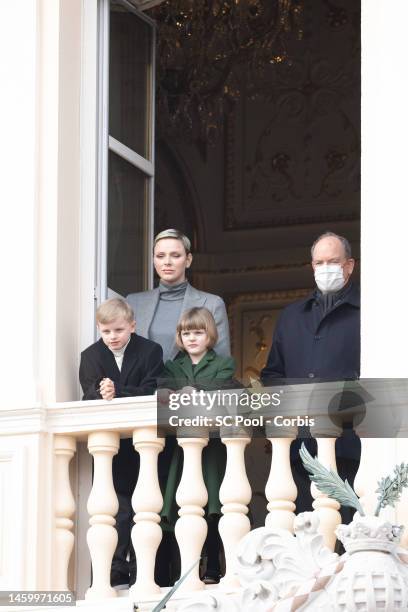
<box><xmin>79</xmin><ymin>298</ymin><xmax>164</xmax><ymax>589</ymax></box>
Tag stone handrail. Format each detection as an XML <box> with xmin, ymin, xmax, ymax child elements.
<box><xmin>3</xmin><ymin>394</ymin><xmax>406</xmax><ymax>606</ymax></box>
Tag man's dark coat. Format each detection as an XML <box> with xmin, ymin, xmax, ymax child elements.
<box><xmin>260</xmin><ymin>283</ymin><xmax>361</xmax><ymax>517</ymax></box>
<box><xmin>261</xmin><ymin>283</ymin><xmax>360</xmax><ymax>383</ymax></box>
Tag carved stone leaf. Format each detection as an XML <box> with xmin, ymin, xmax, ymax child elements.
<box><xmin>300</xmin><ymin>443</ymin><xmax>365</xmax><ymax>515</ymax></box>
<box><xmin>240</xmin><ymin>581</ymin><xmax>280</xmax><ymax>612</ymax></box>
<box><xmin>236</xmin><ymin>526</ymin><xmax>295</xmax><ymax>585</ymax></box>
<box><xmin>178</xmin><ymin>593</ymin><xmax>241</xmax><ymax>612</ymax></box>
<box><xmin>236</xmin><ymin>512</ymin><xmax>339</xmax><ymax>599</ymax></box>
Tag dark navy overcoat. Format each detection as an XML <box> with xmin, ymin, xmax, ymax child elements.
<box><xmin>261</xmin><ymin>283</ymin><xmax>360</xmax><ymax>382</ymax></box>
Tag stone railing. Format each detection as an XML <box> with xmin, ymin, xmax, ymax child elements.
<box><xmin>1</xmin><ymin>391</ymin><xmax>408</xmax><ymax>610</ymax></box>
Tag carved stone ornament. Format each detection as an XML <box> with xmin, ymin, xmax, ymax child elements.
<box><xmin>332</xmin><ymin>516</ymin><xmax>408</xmax><ymax>610</ymax></box>
<box><xmin>178</xmin><ymin>512</ymin><xmax>408</xmax><ymax>611</ymax></box>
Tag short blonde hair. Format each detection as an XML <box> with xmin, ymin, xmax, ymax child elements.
<box><xmin>96</xmin><ymin>298</ymin><xmax>135</xmax><ymax>325</ymax></box>
<box><xmin>154</xmin><ymin>229</ymin><xmax>191</xmax><ymax>254</ymax></box>
<box><xmin>176</xmin><ymin>307</ymin><xmax>218</xmax><ymax>350</ymax></box>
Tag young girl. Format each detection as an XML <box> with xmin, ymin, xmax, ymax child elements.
<box><xmin>162</xmin><ymin>306</ymin><xmax>235</xmax><ymax>387</ymax></box>
<box><xmin>161</xmin><ymin>307</ymin><xmax>236</xmax><ymax>584</ymax></box>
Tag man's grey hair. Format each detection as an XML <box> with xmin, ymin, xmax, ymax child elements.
<box><xmin>154</xmin><ymin>229</ymin><xmax>191</xmax><ymax>254</ymax></box>
<box><xmin>311</xmin><ymin>231</ymin><xmax>352</xmax><ymax>259</ymax></box>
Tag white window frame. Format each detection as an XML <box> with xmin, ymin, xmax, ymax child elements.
<box><xmin>96</xmin><ymin>0</ymin><xmax>156</xmax><ymax>306</ymax></box>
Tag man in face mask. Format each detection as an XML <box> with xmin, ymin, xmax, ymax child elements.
<box><xmin>260</xmin><ymin>232</ymin><xmax>360</xmax><ymax>518</ymax></box>
<box><xmin>261</xmin><ymin>231</ymin><xmax>360</xmax><ymax>382</ymax></box>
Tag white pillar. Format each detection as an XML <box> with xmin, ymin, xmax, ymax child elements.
<box><xmin>361</xmin><ymin>0</ymin><xmax>408</xmax><ymax>378</ymax></box>
<box><xmin>360</xmin><ymin>0</ymin><xmax>408</xmax><ymax>536</ymax></box>
<box><xmin>53</xmin><ymin>435</ymin><xmax>76</xmax><ymax>590</ymax></box>
<box><xmin>86</xmin><ymin>431</ymin><xmax>119</xmax><ymax>600</ymax></box>
<box><xmin>265</xmin><ymin>438</ymin><xmax>297</xmax><ymax>532</ymax></box>
<box><xmin>130</xmin><ymin>427</ymin><xmax>164</xmax><ymax>600</ymax></box>
<box><xmin>219</xmin><ymin>437</ymin><xmax>251</xmax><ymax>590</ymax></box>
<box><xmin>37</xmin><ymin>0</ymin><xmax>83</xmax><ymax>404</ymax></box>
<box><xmin>311</xmin><ymin>438</ymin><xmax>341</xmax><ymax>550</ymax></box>
<box><xmin>175</xmin><ymin>437</ymin><xmax>209</xmax><ymax>592</ymax></box>
<box><xmin>0</xmin><ymin>1</ymin><xmax>38</xmax><ymax>408</ymax></box>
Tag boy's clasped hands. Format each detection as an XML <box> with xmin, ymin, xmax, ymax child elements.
<box><xmin>100</xmin><ymin>377</ymin><xmax>116</xmax><ymax>400</ymax></box>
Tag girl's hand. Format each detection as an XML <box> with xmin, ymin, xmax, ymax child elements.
<box><xmin>180</xmin><ymin>385</ymin><xmax>196</xmax><ymax>394</ymax></box>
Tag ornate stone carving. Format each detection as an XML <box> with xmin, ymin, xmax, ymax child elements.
<box><xmin>224</xmin><ymin>0</ymin><xmax>360</xmax><ymax>230</ymax></box>
<box><xmin>178</xmin><ymin>512</ymin><xmax>408</xmax><ymax>612</ymax></box>
<box><xmin>178</xmin><ymin>512</ymin><xmax>339</xmax><ymax>611</ymax></box>
<box><xmin>331</xmin><ymin>516</ymin><xmax>408</xmax><ymax>610</ymax></box>
<box><xmin>336</xmin><ymin>517</ymin><xmax>404</xmax><ymax>554</ymax></box>
<box><xmin>178</xmin><ymin>593</ymin><xmax>241</xmax><ymax>612</ymax></box>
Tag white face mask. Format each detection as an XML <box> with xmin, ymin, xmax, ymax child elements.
<box><xmin>314</xmin><ymin>263</ymin><xmax>345</xmax><ymax>294</ymax></box>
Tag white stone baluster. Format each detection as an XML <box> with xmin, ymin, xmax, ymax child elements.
<box><xmin>53</xmin><ymin>435</ymin><xmax>76</xmax><ymax>590</ymax></box>
<box><xmin>219</xmin><ymin>436</ymin><xmax>251</xmax><ymax>590</ymax></box>
<box><xmin>130</xmin><ymin>427</ymin><xmax>164</xmax><ymax>600</ymax></box>
<box><xmin>86</xmin><ymin>431</ymin><xmax>119</xmax><ymax>600</ymax></box>
<box><xmin>175</xmin><ymin>436</ymin><xmax>209</xmax><ymax>592</ymax></box>
<box><xmin>265</xmin><ymin>437</ymin><xmax>297</xmax><ymax>531</ymax></box>
<box><xmin>311</xmin><ymin>438</ymin><xmax>341</xmax><ymax>550</ymax></box>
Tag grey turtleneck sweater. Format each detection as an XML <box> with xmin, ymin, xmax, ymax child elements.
<box><xmin>149</xmin><ymin>280</ymin><xmax>188</xmax><ymax>362</ymax></box>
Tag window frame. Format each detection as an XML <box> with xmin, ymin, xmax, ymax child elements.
<box><xmin>96</xmin><ymin>0</ymin><xmax>156</xmax><ymax>306</ymax></box>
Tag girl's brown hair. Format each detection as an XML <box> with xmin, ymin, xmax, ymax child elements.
<box><xmin>176</xmin><ymin>307</ymin><xmax>218</xmax><ymax>350</ymax></box>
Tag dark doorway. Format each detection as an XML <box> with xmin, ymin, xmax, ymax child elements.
<box><xmin>148</xmin><ymin>0</ymin><xmax>361</xmax><ymax>381</ymax></box>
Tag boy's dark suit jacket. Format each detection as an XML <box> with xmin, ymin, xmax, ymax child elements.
<box><xmin>79</xmin><ymin>333</ymin><xmax>164</xmax><ymax>400</ymax></box>
<box><xmin>79</xmin><ymin>333</ymin><xmax>164</xmax><ymax>493</ymax></box>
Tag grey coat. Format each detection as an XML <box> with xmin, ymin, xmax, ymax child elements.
<box><xmin>127</xmin><ymin>283</ymin><xmax>231</xmax><ymax>359</ymax></box>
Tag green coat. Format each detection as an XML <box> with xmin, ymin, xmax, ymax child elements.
<box><xmin>160</xmin><ymin>350</ymin><xmax>236</xmax><ymax>528</ymax></box>
<box><xmin>161</xmin><ymin>349</ymin><xmax>235</xmax><ymax>389</ymax></box>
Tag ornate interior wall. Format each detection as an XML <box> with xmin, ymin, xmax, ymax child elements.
<box><xmin>152</xmin><ymin>0</ymin><xmax>361</xmax><ymax>380</ymax></box>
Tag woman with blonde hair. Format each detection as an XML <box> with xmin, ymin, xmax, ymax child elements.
<box><xmin>127</xmin><ymin>229</ymin><xmax>230</xmax><ymax>361</ymax></box>
<box><xmin>127</xmin><ymin>230</ymin><xmax>231</xmax><ymax>584</ymax></box>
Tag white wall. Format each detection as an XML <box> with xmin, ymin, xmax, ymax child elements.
<box><xmin>37</xmin><ymin>0</ymin><xmax>82</xmax><ymax>403</ymax></box>
<box><xmin>0</xmin><ymin>0</ymin><xmax>84</xmax><ymax>407</ymax></box>
<box><xmin>361</xmin><ymin>0</ymin><xmax>408</xmax><ymax>377</ymax></box>
<box><xmin>0</xmin><ymin>1</ymin><xmax>38</xmax><ymax>408</ymax></box>
<box><xmin>355</xmin><ymin>0</ymin><xmax>408</xmax><ymax>519</ymax></box>
<box><xmin>0</xmin><ymin>0</ymin><xmax>83</xmax><ymax>591</ymax></box>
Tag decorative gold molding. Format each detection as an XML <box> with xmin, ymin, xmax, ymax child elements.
<box><xmin>194</xmin><ymin>261</ymin><xmax>311</xmax><ymax>276</ymax></box>
<box><xmin>229</xmin><ymin>288</ymin><xmax>311</xmax><ymax>308</ymax></box>
<box><xmin>228</xmin><ymin>289</ymin><xmax>311</xmax><ymax>381</ymax></box>
<box><xmin>192</xmin><ymin>258</ymin><xmax>360</xmax><ymax>278</ymax></box>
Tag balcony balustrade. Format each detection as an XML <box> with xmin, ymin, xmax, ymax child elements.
<box><xmin>1</xmin><ymin>390</ymin><xmax>408</xmax><ymax>611</ymax></box>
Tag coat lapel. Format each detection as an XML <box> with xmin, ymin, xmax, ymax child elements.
<box><xmin>136</xmin><ymin>288</ymin><xmax>160</xmax><ymax>338</ymax></box>
<box><xmin>176</xmin><ymin>352</ymin><xmax>195</xmax><ymax>380</ymax></box>
<box><xmin>98</xmin><ymin>339</ymin><xmax>121</xmax><ymax>380</ymax></box>
<box><xmin>169</xmin><ymin>284</ymin><xmax>207</xmax><ymax>359</ymax></box>
<box><xmin>182</xmin><ymin>283</ymin><xmax>207</xmax><ymax>311</ymax></box>
<box><xmin>120</xmin><ymin>334</ymin><xmax>139</xmax><ymax>383</ymax></box>
<box><xmin>193</xmin><ymin>350</ymin><xmax>215</xmax><ymax>376</ymax></box>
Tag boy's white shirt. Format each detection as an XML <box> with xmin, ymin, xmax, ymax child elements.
<box><xmin>109</xmin><ymin>337</ymin><xmax>131</xmax><ymax>371</ymax></box>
